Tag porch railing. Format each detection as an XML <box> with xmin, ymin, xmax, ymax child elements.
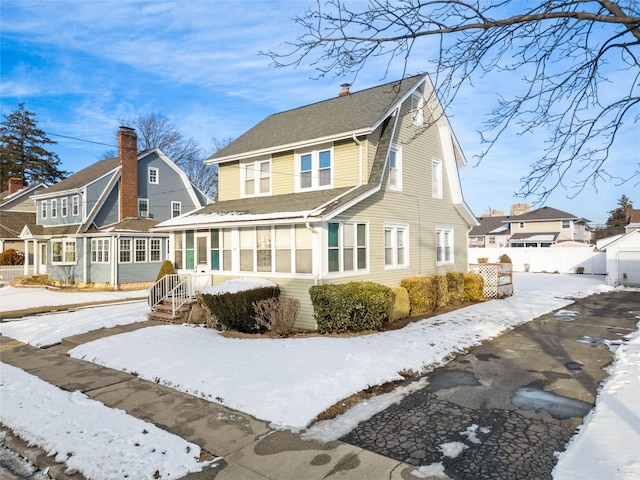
<box><xmin>148</xmin><ymin>273</ymin><xmax>213</xmax><ymax>317</ymax></box>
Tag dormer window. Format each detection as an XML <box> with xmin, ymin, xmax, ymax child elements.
<box><xmin>149</xmin><ymin>167</ymin><xmax>159</xmax><ymax>184</ymax></box>
<box><xmin>297</xmin><ymin>146</ymin><xmax>332</xmax><ymax>191</ymax></box>
<box><xmin>242</xmin><ymin>159</ymin><xmax>271</xmax><ymax>197</ymax></box>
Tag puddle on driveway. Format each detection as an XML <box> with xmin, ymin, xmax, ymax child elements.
<box><xmin>554</xmin><ymin>310</ymin><xmax>579</xmax><ymax>321</ymax></box>
<box><xmin>428</xmin><ymin>370</ymin><xmax>480</xmax><ymax>392</ymax></box>
<box><xmin>510</xmin><ymin>385</ymin><xmax>592</xmax><ymax>419</ymax></box>
<box><xmin>565</xmin><ymin>362</ymin><xmax>582</xmax><ymax>371</ymax></box>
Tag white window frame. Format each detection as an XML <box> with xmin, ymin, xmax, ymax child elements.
<box><xmin>411</xmin><ymin>91</ymin><xmax>424</xmax><ymax>126</ymax></box>
<box><xmin>149</xmin><ymin>167</ymin><xmax>159</xmax><ymax>184</ymax></box>
<box><xmin>119</xmin><ymin>238</ymin><xmax>132</xmax><ymax>263</ymax></box>
<box><xmin>134</xmin><ymin>238</ymin><xmax>147</xmax><ymax>263</ymax></box>
<box><xmin>296</xmin><ymin>145</ymin><xmax>333</xmax><ymax>191</ymax></box>
<box><xmin>171</xmin><ymin>201</ymin><xmax>182</xmax><ymax>218</ymax></box>
<box><xmin>72</xmin><ymin>195</ymin><xmax>80</xmax><ymax>216</ymax></box>
<box><xmin>436</xmin><ymin>227</ymin><xmax>454</xmax><ymax>265</ymax></box>
<box><xmin>91</xmin><ymin>238</ymin><xmax>110</xmax><ymax>263</ymax></box>
<box><xmin>327</xmin><ymin>222</ymin><xmax>368</xmax><ymax>274</ymax></box>
<box><xmin>41</xmin><ymin>200</ymin><xmax>47</xmax><ymax>220</ymax></box>
<box><xmin>384</xmin><ymin>224</ymin><xmax>408</xmax><ymax>269</ymax></box>
<box><xmin>51</xmin><ymin>238</ymin><xmax>76</xmax><ymax>265</ymax></box>
<box><xmin>61</xmin><ymin>197</ymin><xmax>68</xmax><ymax>217</ymax></box>
<box><xmin>388</xmin><ymin>144</ymin><xmax>402</xmax><ymax>191</ymax></box>
<box><xmin>138</xmin><ymin>198</ymin><xmax>149</xmax><ymax>217</ymax></box>
<box><xmin>241</xmin><ymin>159</ymin><xmax>271</xmax><ymax>197</ymax></box>
<box><xmin>562</xmin><ymin>220</ymin><xmax>571</xmax><ymax>229</ymax></box>
<box><xmin>150</xmin><ymin>238</ymin><xmax>162</xmax><ymax>262</ymax></box>
<box><xmin>51</xmin><ymin>199</ymin><xmax>57</xmax><ymax>218</ymax></box>
<box><xmin>432</xmin><ymin>158</ymin><xmax>442</xmax><ymax>199</ymax></box>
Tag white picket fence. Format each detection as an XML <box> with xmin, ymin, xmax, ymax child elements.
<box><xmin>469</xmin><ymin>247</ymin><xmax>606</xmax><ymax>274</ymax></box>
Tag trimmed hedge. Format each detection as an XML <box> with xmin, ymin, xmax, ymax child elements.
<box><xmin>400</xmin><ymin>276</ymin><xmax>437</xmax><ymax>315</ymax></box>
<box><xmin>200</xmin><ymin>285</ymin><xmax>280</xmax><ymax>333</ymax></box>
<box><xmin>434</xmin><ymin>274</ymin><xmax>449</xmax><ymax>310</ymax></box>
<box><xmin>388</xmin><ymin>286</ymin><xmax>410</xmax><ymax>323</ymax></box>
<box><xmin>309</xmin><ymin>281</ymin><xmax>392</xmax><ymax>334</ymax></box>
<box><xmin>463</xmin><ymin>273</ymin><xmax>484</xmax><ymax>301</ymax></box>
<box><xmin>156</xmin><ymin>260</ymin><xmax>175</xmax><ymax>280</ymax></box>
<box><xmin>446</xmin><ymin>272</ymin><xmax>465</xmax><ymax>305</ymax></box>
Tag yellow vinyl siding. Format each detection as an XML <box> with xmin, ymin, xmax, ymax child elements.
<box><xmin>333</xmin><ymin>138</ymin><xmax>361</xmax><ymax>188</ymax></box>
<box><xmin>217</xmin><ymin>161</ymin><xmax>240</xmax><ymax>201</ymax></box>
<box><xmin>271</xmin><ymin>150</ymin><xmax>294</xmax><ymax>195</ymax></box>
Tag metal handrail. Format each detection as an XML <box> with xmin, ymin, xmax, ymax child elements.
<box><xmin>148</xmin><ymin>273</ymin><xmax>213</xmax><ymax>317</ymax></box>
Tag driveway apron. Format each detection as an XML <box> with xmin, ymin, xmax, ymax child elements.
<box><xmin>340</xmin><ymin>290</ymin><xmax>640</xmax><ymax>480</ymax></box>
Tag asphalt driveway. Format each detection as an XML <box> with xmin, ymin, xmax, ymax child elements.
<box><xmin>341</xmin><ymin>290</ymin><xmax>640</xmax><ymax>480</ymax></box>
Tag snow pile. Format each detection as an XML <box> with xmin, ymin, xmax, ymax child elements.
<box><xmin>202</xmin><ymin>277</ymin><xmax>277</xmax><ymax>295</ymax></box>
<box><xmin>0</xmin><ymin>302</ymin><xmax>149</xmax><ymax>347</ymax></box>
<box><xmin>0</xmin><ymin>363</ymin><xmax>214</xmax><ymax>479</ymax></box>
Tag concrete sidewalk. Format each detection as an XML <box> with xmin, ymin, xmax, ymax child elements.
<box><xmin>1</xmin><ymin>328</ymin><xmax>427</xmax><ymax>480</ymax></box>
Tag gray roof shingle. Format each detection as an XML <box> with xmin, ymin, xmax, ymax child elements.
<box><xmin>41</xmin><ymin>158</ymin><xmax>119</xmax><ymax>195</ymax></box>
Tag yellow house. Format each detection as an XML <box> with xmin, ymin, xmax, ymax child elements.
<box><xmin>154</xmin><ymin>75</ymin><xmax>478</xmax><ymax>329</ymax></box>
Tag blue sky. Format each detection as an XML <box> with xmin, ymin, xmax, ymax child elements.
<box><xmin>1</xmin><ymin>0</ymin><xmax>637</xmax><ymax>225</ymax></box>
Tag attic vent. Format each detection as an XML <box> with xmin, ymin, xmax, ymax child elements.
<box><xmin>339</xmin><ymin>83</ymin><xmax>351</xmax><ymax>97</ymax></box>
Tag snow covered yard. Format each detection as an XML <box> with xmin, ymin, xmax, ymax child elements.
<box><xmin>0</xmin><ymin>273</ymin><xmax>638</xmax><ymax>479</ymax></box>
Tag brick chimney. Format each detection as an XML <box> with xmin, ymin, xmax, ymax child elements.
<box><xmin>339</xmin><ymin>83</ymin><xmax>351</xmax><ymax>97</ymax></box>
<box><xmin>118</xmin><ymin>126</ymin><xmax>138</xmax><ymax>220</ymax></box>
<box><xmin>8</xmin><ymin>177</ymin><xmax>24</xmax><ymax>195</ymax></box>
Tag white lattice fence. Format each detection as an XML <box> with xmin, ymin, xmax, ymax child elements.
<box><xmin>469</xmin><ymin>263</ymin><xmax>513</xmax><ymax>298</ymax></box>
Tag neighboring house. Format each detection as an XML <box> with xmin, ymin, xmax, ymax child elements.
<box><xmin>624</xmin><ymin>204</ymin><xmax>640</xmax><ymax>233</ymax></box>
<box><xmin>154</xmin><ymin>75</ymin><xmax>478</xmax><ymax>329</ymax></box>
<box><xmin>601</xmin><ymin>229</ymin><xmax>640</xmax><ymax>287</ymax></box>
<box><xmin>0</xmin><ymin>179</ymin><xmax>47</xmax><ymax>261</ymax></box>
<box><xmin>21</xmin><ymin>127</ymin><xmax>209</xmax><ymax>287</ymax></box>
<box><xmin>468</xmin><ymin>216</ymin><xmax>511</xmax><ymax>248</ymax></box>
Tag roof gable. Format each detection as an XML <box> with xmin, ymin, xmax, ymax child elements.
<box><xmin>514</xmin><ymin>206</ymin><xmax>589</xmax><ymax>222</ymax></box>
<box><xmin>208</xmin><ymin>75</ymin><xmax>425</xmax><ymax>162</ymax></box>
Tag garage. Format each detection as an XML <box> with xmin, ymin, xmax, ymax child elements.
<box><xmin>603</xmin><ymin>230</ymin><xmax>640</xmax><ymax>287</ymax></box>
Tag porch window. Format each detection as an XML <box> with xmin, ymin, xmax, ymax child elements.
<box><xmin>328</xmin><ymin>222</ymin><xmax>367</xmax><ymax>273</ymax></box>
<box><xmin>135</xmin><ymin>238</ymin><xmax>147</xmax><ymax>263</ymax></box>
<box><xmin>91</xmin><ymin>238</ymin><xmax>110</xmax><ymax>263</ymax></box>
<box><xmin>295</xmin><ymin>225</ymin><xmax>312</xmax><ymax>273</ymax></box>
<box><xmin>174</xmin><ymin>234</ymin><xmax>183</xmax><ymax>269</ymax></box>
<box><xmin>297</xmin><ymin>147</ymin><xmax>332</xmax><ymax>190</ymax></box>
<box><xmin>243</xmin><ymin>159</ymin><xmax>271</xmax><ymax>196</ymax></box>
<box><xmin>72</xmin><ymin>195</ymin><xmax>79</xmax><ymax>216</ymax></box>
<box><xmin>436</xmin><ymin>227</ymin><xmax>454</xmax><ymax>265</ymax></box>
<box><xmin>275</xmin><ymin>226</ymin><xmax>291</xmax><ymax>273</ymax></box>
<box><xmin>119</xmin><ymin>239</ymin><xmax>132</xmax><ymax>263</ymax></box>
<box><xmin>222</xmin><ymin>229</ymin><xmax>232</xmax><ymax>271</ymax></box>
<box><xmin>388</xmin><ymin>144</ymin><xmax>402</xmax><ymax>191</ymax></box>
<box><xmin>150</xmin><ymin>238</ymin><xmax>161</xmax><ymax>262</ymax></box>
<box><xmin>61</xmin><ymin>198</ymin><xmax>68</xmax><ymax>217</ymax></box>
<box><xmin>52</xmin><ymin>239</ymin><xmax>76</xmax><ymax>264</ymax></box>
<box><xmin>256</xmin><ymin>226</ymin><xmax>272</xmax><ymax>272</ymax></box>
<box><xmin>185</xmin><ymin>230</ymin><xmax>194</xmax><ymax>269</ymax></box>
<box><xmin>239</xmin><ymin>227</ymin><xmax>254</xmax><ymax>271</ymax></box>
<box><xmin>210</xmin><ymin>230</ymin><xmax>220</xmax><ymax>270</ymax></box>
<box><xmin>384</xmin><ymin>225</ymin><xmax>408</xmax><ymax>268</ymax></box>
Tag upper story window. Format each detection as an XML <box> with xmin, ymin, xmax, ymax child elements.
<box><xmin>388</xmin><ymin>144</ymin><xmax>402</xmax><ymax>191</ymax></box>
<box><xmin>297</xmin><ymin>147</ymin><xmax>332</xmax><ymax>191</ymax></box>
<box><xmin>51</xmin><ymin>199</ymin><xmax>58</xmax><ymax>218</ymax></box>
<box><xmin>149</xmin><ymin>167</ymin><xmax>159</xmax><ymax>184</ymax></box>
<box><xmin>138</xmin><ymin>198</ymin><xmax>149</xmax><ymax>217</ymax></box>
<box><xmin>72</xmin><ymin>195</ymin><xmax>80</xmax><ymax>216</ymax></box>
<box><xmin>171</xmin><ymin>201</ymin><xmax>181</xmax><ymax>218</ymax></box>
<box><xmin>432</xmin><ymin>158</ymin><xmax>442</xmax><ymax>199</ymax></box>
<box><xmin>519</xmin><ymin>222</ymin><xmax>525</xmax><ymax>229</ymax></box>
<box><xmin>411</xmin><ymin>91</ymin><xmax>424</xmax><ymax>126</ymax></box>
<box><xmin>562</xmin><ymin>220</ymin><xmax>571</xmax><ymax>228</ymax></box>
<box><xmin>436</xmin><ymin>227</ymin><xmax>454</xmax><ymax>265</ymax></box>
<box><xmin>40</xmin><ymin>200</ymin><xmax>47</xmax><ymax>220</ymax></box>
<box><xmin>61</xmin><ymin>198</ymin><xmax>68</xmax><ymax>217</ymax></box>
<box><xmin>242</xmin><ymin>159</ymin><xmax>271</xmax><ymax>196</ymax></box>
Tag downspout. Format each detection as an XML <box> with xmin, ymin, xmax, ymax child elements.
<box><xmin>113</xmin><ymin>234</ymin><xmax>120</xmax><ymax>289</ymax></box>
<box><xmin>352</xmin><ymin>133</ymin><xmax>362</xmax><ymax>186</ymax></box>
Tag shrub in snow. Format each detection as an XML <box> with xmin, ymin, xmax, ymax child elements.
<box><xmin>0</xmin><ymin>249</ymin><xmax>24</xmax><ymax>265</ymax></box>
<box><xmin>156</xmin><ymin>260</ymin><xmax>175</xmax><ymax>280</ymax></box>
<box><xmin>498</xmin><ymin>253</ymin><xmax>512</xmax><ymax>264</ymax></box>
<box><xmin>463</xmin><ymin>273</ymin><xmax>484</xmax><ymax>301</ymax></box>
<box><xmin>400</xmin><ymin>276</ymin><xmax>437</xmax><ymax>315</ymax></box>
<box><xmin>388</xmin><ymin>286</ymin><xmax>410</xmax><ymax>323</ymax></box>
<box><xmin>309</xmin><ymin>281</ymin><xmax>392</xmax><ymax>334</ymax></box>
<box><xmin>446</xmin><ymin>271</ymin><xmax>465</xmax><ymax>305</ymax></box>
<box><xmin>434</xmin><ymin>274</ymin><xmax>449</xmax><ymax>310</ymax></box>
<box><xmin>253</xmin><ymin>296</ymin><xmax>300</xmax><ymax>336</ymax></box>
<box><xmin>200</xmin><ymin>280</ymin><xmax>280</xmax><ymax>333</ymax></box>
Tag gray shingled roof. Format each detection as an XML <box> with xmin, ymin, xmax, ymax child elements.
<box><xmin>469</xmin><ymin>216</ymin><xmax>511</xmax><ymax>237</ymax></box>
<box><xmin>208</xmin><ymin>75</ymin><xmax>424</xmax><ymax>161</ymax></box>
<box><xmin>515</xmin><ymin>206</ymin><xmax>589</xmax><ymax>222</ymax></box>
<box><xmin>42</xmin><ymin>158</ymin><xmax>119</xmax><ymax>195</ymax></box>
<box><xmin>0</xmin><ymin>211</ymin><xmax>36</xmax><ymax>238</ymax></box>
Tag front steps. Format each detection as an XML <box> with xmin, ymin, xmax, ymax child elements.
<box><xmin>147</xmin><ymin>298</ymin><xmax>196</xmax><ymax>323</ymax></box>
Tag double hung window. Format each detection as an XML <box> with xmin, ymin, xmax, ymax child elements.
<box><xmin>388</xmin><ymin>144</ymin><xmax>402</xmax><ymax>191</ymax></box>
<box><xmin>436</xmin><ymin>227</ymin><xmax>454</xmax><ymax>265</ymax></box>
<box><xmin>91</xmin><ymin>238</ymin><xmax>110</xmax><ymax>263</ymax></box>
<box><xmin>52</xmin><ymin>239</ymin><xmax>76</xmax><ymax>264</ymax></box>
<box><xmin>432</xmin><ymin>158</ymin><xmax>442</xmax><ymax>199</ymax></box>
<box><xmin>327</xmin><ymin>222</ymin><xmax>367</xmax><ymax>273</ymax></box>
<box><xmin>384</xmin><ymin>225</ymin><xmax>408</xmax><ymax>268</ymax></box>
<box><xmin>243</xmin><ymin>160</ymin><xmax>271</xmax><ymax>196</ymax></box>
<box><xmin>61</xmin><ymin>198</ymin><xmax>68</xmax><ymax>217</ymax></box>
<box><xmin>298</xmin><ymin>147</ymin><xmax>332</xmax><ymax>190</ymax></box>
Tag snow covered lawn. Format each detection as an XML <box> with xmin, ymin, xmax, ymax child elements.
<box><xmin>0</xmin><ymin>363</ymin><xmax>214</xmax><ymax>479</ymax></box>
